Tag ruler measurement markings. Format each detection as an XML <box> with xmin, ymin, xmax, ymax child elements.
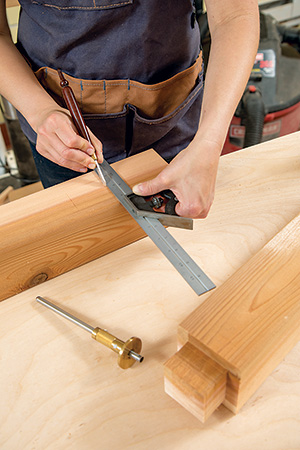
<box><xmin>100</xmin><ymin>160</ymin><xmax>215</xmax><ymax>295</ymax></box>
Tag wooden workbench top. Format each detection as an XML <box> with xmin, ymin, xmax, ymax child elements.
<box><xmin>1</xmin><ymin>132</ymin><xmax>300</xmax><ymax>449</ymax></box>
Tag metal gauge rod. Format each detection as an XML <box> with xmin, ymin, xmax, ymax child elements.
<box><xmin>36</xmin><ymin>296</ymin><xmax>143</xmax><ymax>368</ymax></box>
<box><xmin>37</xmin><ymin>296</ymin><xmax>94</xmax><ymax>333</ymax></box>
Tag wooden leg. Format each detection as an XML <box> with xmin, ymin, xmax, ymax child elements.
<box><xmin>164</xmin><ymin>213</ymin><xmax>300</xmax><ymax>421</ymax></box>
<box><xmin>164</xmin><ymin>342</ymin><xmax>227</xmax><ymax>423</ymax></box>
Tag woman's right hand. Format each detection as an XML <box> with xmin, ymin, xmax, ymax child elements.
<box><xmin>35</xmin><ymin>108</ymin><xmax>103</xmax><ymax>173</ymax></box>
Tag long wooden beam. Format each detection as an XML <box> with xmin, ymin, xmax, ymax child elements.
<box><xmin>164</xmin><ymin>212</ymin><xmax>300</xmax><ymax>422</ymax></box>
<box><xmin>0</xmin><ymin>150</ymin><xmax>167</xmax><ymax>301</ymax></box>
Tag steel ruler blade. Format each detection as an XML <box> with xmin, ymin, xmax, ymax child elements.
<box><xmin>100</xmin><ymin>159</ymin><xmax>215</xmax><ymax>295</ymax></box>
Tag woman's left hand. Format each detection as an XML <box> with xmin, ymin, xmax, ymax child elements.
<box><xmin>132</xmin><ymin>138</ymin><xmax>221</xmax><ymax>219</ymax></box>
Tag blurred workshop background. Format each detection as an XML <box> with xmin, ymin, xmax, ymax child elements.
<box><xmin>1</xmin><ymin>0</ymin><xmax>300</xmax><ymax>204</ymax></box>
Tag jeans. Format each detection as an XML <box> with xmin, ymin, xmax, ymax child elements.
<box><xmin>29</xmin><ymin>140</ymin><xmax>85</xmax><ymax>188</ymax></box>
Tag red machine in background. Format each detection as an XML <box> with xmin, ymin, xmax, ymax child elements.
<box><xmin>198</xmin><ymin>10</ymin><xmax>300</xmax><ymax>154</ymax></box>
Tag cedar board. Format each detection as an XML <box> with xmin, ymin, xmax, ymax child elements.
<box><xmin>0</xmin><ymin>150</ymin><xmax>167</xmax><ymax>301</ymax></box>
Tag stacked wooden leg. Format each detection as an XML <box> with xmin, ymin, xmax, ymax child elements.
<box><xmin>164</xmin><ymin>214</ymin><xmax>300</xmax><ymax>422</ymax></box>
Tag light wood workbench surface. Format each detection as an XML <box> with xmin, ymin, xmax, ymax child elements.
<box><xmin>1</xmin><ymin>132</ymin><xmax>300</xmax><ymax>449</ymax></box>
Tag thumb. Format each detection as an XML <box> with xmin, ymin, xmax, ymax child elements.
<box><xmin>132</xmin><ymin>175</ymin><xmax>167</xmax><ymax>197</ymax></box>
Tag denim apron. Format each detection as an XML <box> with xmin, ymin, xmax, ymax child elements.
<box><xmin>16</xmin><ymin>0</ymin><xmax>203</xmax><ymax>187</ymax></box>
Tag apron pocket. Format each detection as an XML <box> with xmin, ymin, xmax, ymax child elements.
<box><xmin>83</xmin><ymin>106</ymin><xmax>129</xmax><ymax>162</ymax></box>
<box><xmin>129</xmin><ymin>74</ymin><xmax>204</xmax><ymax>160</ymax></box>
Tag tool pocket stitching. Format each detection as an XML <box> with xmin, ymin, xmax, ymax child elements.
<box><xmin>31</xmin><ymin>0</ymin><xmax>133</xmax><ymax>10</ymax></box>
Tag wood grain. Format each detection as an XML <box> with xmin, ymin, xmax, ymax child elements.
<box><xmin>0</xmin><ymin>132</ymin><xmax>300</xmax><ymax>449</ymax></box>
<box><xmin>164</xmin><ymin>342</ymin><xmax>227</xmax><ymax>422</ymax></box>
<box><xmin>0</xmin><ymin>150</ymin><xmax>167</xmax><ymax>301</ymax></box>
<box><xmin>166</xmin><ymin>213</ymin><xmax>300</xmax><ymax>420</ymax></box>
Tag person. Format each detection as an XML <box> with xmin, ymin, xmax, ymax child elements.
<box><xmin>0</xmin><ymin>0</ymin><xmax>259</xmax><ymax>218</ymax></box>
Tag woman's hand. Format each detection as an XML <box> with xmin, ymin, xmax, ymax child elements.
<box><xmin>35</xmin><ymin>108</ymin><xmax>103</xmax><ymax>172</ymax></box>
<box><xmin>132</xmin><ymin>138</ymin><xmax>220</xmax><ymax>219</ymax></box>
